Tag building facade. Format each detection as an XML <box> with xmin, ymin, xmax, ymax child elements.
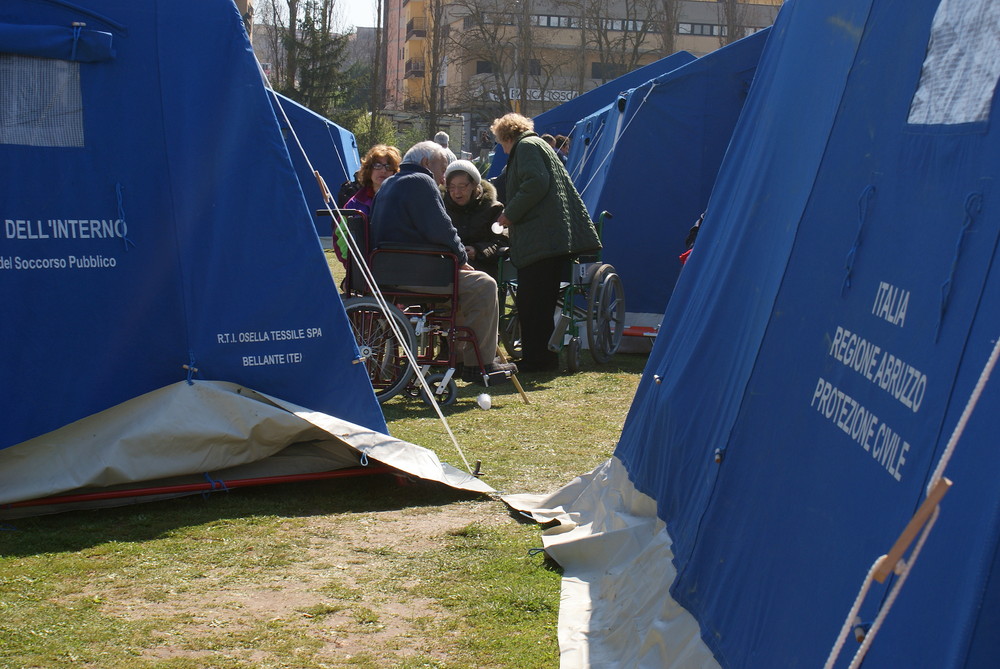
<box><xmin>381</xmin><ymin>0</ymin><xmax>782</xmax><ymax>140</ymax></box>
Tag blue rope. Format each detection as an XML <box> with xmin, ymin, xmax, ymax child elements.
<box><xmin>0</xmin><ymin>523</ymin><xmax>18</xmax><ymax>531</ymax></box>
<box><xmin>935</xmin><ymin>192</ymin><xmax>983</xmax><ymax>342</ymax></box>
<box><xmin>116</xmin><ymin>183</ymin><xmax>136</xmax><ymax>251</ymax></box>
<box><xmin>202</xmin><ymin>472</ymin><xmax>229</xmax><ymax>492</ymax></box>
<box><xmin>527</xmin><ymin>547</ymin><xmax>547</xmax><ymax>557</ymax></box>
<box><xmin>842</xmin><ymin>185</ymin><xmax>877</xmax><ymax>296</ymax></box>
<box><xmin>70</xmin><ymin>25</ymin><xmax>81</xmax><ymax>61</ymax></box>
<box><xmin>185</xmin><ymin>352</ymin><xmax>197</xmax><ymax>385</ymax></box>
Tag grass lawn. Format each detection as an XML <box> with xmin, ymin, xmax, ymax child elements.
<box><xmin>0</xmin><ymin>252</ymin><xmax>648</xmax><ymax>668</ymax></box>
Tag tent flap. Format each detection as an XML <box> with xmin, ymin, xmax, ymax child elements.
<box><xmin>0</xmin><ymin>22</ymin><xmax>115</xmax><ymax>62</ymax></box>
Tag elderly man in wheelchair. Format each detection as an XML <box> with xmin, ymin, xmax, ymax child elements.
<box><xmin>368</xmin><ymin>140</ymin><xmax>517</xmax><ymax>386</ymax></box>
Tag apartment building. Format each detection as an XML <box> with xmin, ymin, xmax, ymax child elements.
<box><xmin>382</xmin><ymin>0</ymin><xmax>782</xmax><ymax>124</ymax></box>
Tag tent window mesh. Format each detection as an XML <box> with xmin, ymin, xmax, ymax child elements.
<box><xmin>908</xmin><ymin>0</ymin><xmax>1000</xmax><ymax>126</ymax></box>
<box><xmin>0</xmin><ymin>54</ymin><xmax>84</xmax><ymax>147</ymax></box>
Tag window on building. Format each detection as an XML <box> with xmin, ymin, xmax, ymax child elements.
<box><xmin>681</xmin><ymin>23</ymin><xmax>723</xmax><ymax>36</ymax></box>
<box><xmin>528</xmin><ymin>59</ymin><xmax>541</xmax><ymax>76</ymax></box>
<box><xmin>591</xmin><ymin>62</ymin><xmax>625</xmax><ymax>80</ymax></box>
<box><xmin>476</xmin><ymin>60</ymin><xmax>494</xmax><ymax>75</ymax></box>
<box><xmin>530</xmin><ymin>15</ymin><xmax>581</xmax><ymax>29</ymax></box>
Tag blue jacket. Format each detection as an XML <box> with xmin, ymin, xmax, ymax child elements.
<box><xmin>370</xmin><ymin>162</ymin><xmax>467</xmax><ymax>265</ymax></box>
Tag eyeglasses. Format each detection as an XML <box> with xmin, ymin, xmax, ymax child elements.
<box><xmin>447</xmin><ymin>181</ymin><xmax>473</xmax><ymax>191</ymax></box>
<box><xmin>372</xmin><ymin>162</ymin><xmax>396</xmax><ymax>171</ymax></box>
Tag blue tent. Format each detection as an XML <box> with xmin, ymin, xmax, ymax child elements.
<box><xmin>0</xmin><ymin>0</ymin><xmax>490</xmax><ymax>511</ymax></box>
<box><xmin>268</xmin><ymin>92</ymin><xmax>361</xmax><ymax>238</ymax></box>
<box><xmin>509</xmin><ymin>0</ymin><xmax>1000</xmax><ymax>666</ymax></box>
<box><xmin>569</xmin><ymin>28</ymin><xmax>769</xmax><ymax>327</ymax></box>
<box><xmin>486</xmin><ymin>50</ymin><xmax>696</xmax><ymax>178</ymax></box>
<box><xmin>532</xmin><ymin>50</ymin><xmax>696</xmax><ymax>140</ymax></box>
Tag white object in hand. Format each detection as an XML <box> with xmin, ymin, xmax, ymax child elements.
<box><xmin>476</xmin><ymin>393</ymin><xmax>492</xmax><ymax>410</ymax></box>
<box><xmin>491</xmin><ymin>221</ymin><xmax>504</xmax><ymax>234</ymax></box>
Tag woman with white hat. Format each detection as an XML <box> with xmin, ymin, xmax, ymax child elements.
<box><xmin>442</xmin><ymin>159</ymin><xmax>507</xmax><ymax>280</ymax></box>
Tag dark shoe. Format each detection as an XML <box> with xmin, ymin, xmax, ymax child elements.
<box><xmin>517</xmin><ymin>359</ymin><xmax>559</xmax><ymax>373</ymax></box>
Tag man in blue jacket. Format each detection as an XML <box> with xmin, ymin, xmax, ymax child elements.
<box><xmin>370</xmin><ymin>141</ymin><xmax>515</xmax><ymax>384</ymax></box>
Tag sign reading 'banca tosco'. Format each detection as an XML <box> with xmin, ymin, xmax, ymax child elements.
<box><xmin>488</xmin><ymin>88</ymin><xmax>580</xmax><ymax>103</ymax></box>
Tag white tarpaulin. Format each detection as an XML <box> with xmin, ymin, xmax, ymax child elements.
<box><xmin>0</xmin><ymin>380</ymin><xmax>492</xmax><ymax>516</ymax></box>
<box><xmin>505</xmin><ymin>458</ymin><xmax>718</xmax><ymax>669</ymax></box>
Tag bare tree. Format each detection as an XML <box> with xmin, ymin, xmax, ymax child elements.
<box><xmin>255</xmin><ymin>0</ymin><xmax>351</xmax><ymax>117</ymax></box>
<box><xmin>426</xmin><ymin>0</ymin><xmax>447</xmax><ymax>134</ymax></box>
<box><xmin>566</xmin><ymin>0</ymin><xmax>662</xmax><ymax>83</ymax></box>
<box><xmin>445</xmin><ymin>0</ymin><xmax>528</xmax><ymax>116</ymax></box>
<box><xmin>657</xmin><ymin>0</ymin><xmax>681</xmax><ymax>56</ymax></box>
<box><xmin>370</xmin><ymin>0</ymin><xmax>385</xmax><ymax>148</ymax></box>
<box><xmin>717</xmin><ymin>0</ymin><xmax>751</xmax><ymax>46</ymax></box>
<box><xmin>446</xmin><ymin>0</ymin><xmax>580</xmax><ymax>120</ymax></box>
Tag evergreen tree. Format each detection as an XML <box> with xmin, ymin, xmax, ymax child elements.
<box><xmin>263</xmin><ymin>0</ymin><xmax>352</xmax><ymax>118</ymax></box>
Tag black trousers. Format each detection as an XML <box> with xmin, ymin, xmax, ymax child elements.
<box><xmin>516</xmin><ymin>254</ymin><xmax>571</xmax><ymax>368</ymax></box>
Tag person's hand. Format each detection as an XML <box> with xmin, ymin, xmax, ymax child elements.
<box><xmin>461</xmin><ymin>263</ymin><xmax>475</xmax><ymax>271</ymax></box>
<box><xmin>465</xmin><ymin>245</ymin><xmax>477</xmax><ymax>260</ymax></box>
<box><xmin>497</xmin><ymin>213</ymin><xmax>512</xmax><ymax>228</ymax></box>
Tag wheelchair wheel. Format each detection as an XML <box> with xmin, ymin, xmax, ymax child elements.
<box><xmin>420</xmin><ymin>372</ymin><xmax>458</xmax><ymax>407</ymax></box>
<box><xmin>343</xmin><ymin>296</ymin><xmax>416</xmax><ymax>402</ymax></box>
<box><xmin>586</xmin><ymin>265</ymin><xmax>625</xmax><ymax>363</ymax></box>
<box><xmin>567</xmin><ymin>336</ymin><xmax>582</xmax><ymax>373</ymax></box>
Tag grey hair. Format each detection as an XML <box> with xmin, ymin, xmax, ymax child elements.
<box><xmin>433</xmin><ymin>131</ymin><xmax>450</xmax><ymax>147</ymax></box>
<box><xmin>402</xmin><ymin>140</ymin><xmax>448</xmax><ymax>166</ymax></box>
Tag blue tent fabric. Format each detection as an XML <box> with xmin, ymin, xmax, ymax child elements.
<box><xmin>568</xmin><ymin>29</ymin><xmax>769</xmax><ymax>320</ymax></box>
<box><xmin>486</xmin><ymin>50</ymin><xmax>696</xmax><ymax>178</ymax></box>
<box><xmin>0</xmin><ymin>0</ymin><xmax>385</xmax><ymax>451</ymax></box>
<box><xmin>0</xmin><ymin>22</ymin><xmax>115</xmax><ymax>62</ymax></box>
<box><xmin>609</xmin><ymin>0</ymin><xmax>1000</xmax><ymax>666</ymax></box>
<box><xmin>531</xmin><ymin>50</ymin><xmax>696</xmax><ymax>140</ymax></box>
<box><xmin>268</xmin><ymin>92</ymin><xmax>362</xmax><ymax>237</ymax></box>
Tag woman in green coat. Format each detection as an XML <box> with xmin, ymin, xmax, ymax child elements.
<box><xmin>491</xmin><ymin>113</ymin><xmax>601</xmax><ymax>372</ymax></box>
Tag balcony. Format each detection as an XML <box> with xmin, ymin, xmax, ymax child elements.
<box><xmin>404</xmin><ymin>58</ymin><xmax>425</xmax><ymax>78</ymax></box>
<box><xmin>406</xmin><ymin>17</ymin><xmax>427</xmax><ymax>40</ymax></box>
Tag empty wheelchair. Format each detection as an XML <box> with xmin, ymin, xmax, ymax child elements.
<box><xmin>497</xmin><ymin>210</ymin><xmax>625</xmax><ymax>371</ymax></box>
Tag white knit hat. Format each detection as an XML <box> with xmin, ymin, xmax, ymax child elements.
<box><xmin>444</xmin><ymin>159</ymin><xmax>481</xmax><ymax>185</ymax></box>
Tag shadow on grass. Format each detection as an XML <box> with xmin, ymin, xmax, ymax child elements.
<box><xmin>380</xmin><ymin>381</ymin><xmax>540</xmax><ymax>419</ymax></box>
<box><xmin>379</xmin><ymin>352</ymin><xmax>648</xmax><ymax>419</ymax></box>
<box><xmin>0</xmin><ymin>474</ymin><xmax>488</xmax><ymax>558</ymax></box>
<box><xmin>502</xmin><ymin>508</ymin><xmax>566</xmax><ymax>575</ymax></box>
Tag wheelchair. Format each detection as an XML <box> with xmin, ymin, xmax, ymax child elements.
<box><xmin>330</xmin><ymin>209</ymin><xmax>513</xmax><ymax>405</ymax></box>
<box><xmin>497</xmin><ymin>211</ymin><xmax>625</xmax><ymax>372</ymax></box>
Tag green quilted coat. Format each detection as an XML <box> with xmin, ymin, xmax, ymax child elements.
<box><xmin>502</xmin><ymin>132</ymin><xmax>601</xmax><ymax>268</ymax></box>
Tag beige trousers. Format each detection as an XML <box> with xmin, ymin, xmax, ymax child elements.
<box><xmin>404</xmin><ymin>269</ymin><xmax>499</xmax><ymax>366</ymax></box>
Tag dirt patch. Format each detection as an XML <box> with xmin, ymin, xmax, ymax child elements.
<box><xmin>85</xmin><ymin>499</ymin><xmax>513</xmax><ymax>666</ymax></box>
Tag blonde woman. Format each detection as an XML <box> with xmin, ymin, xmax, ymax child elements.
<box><xmin>491</xmin><ymin>113</ymin><xmax>600</xmax><ymax>372</ymax></box>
